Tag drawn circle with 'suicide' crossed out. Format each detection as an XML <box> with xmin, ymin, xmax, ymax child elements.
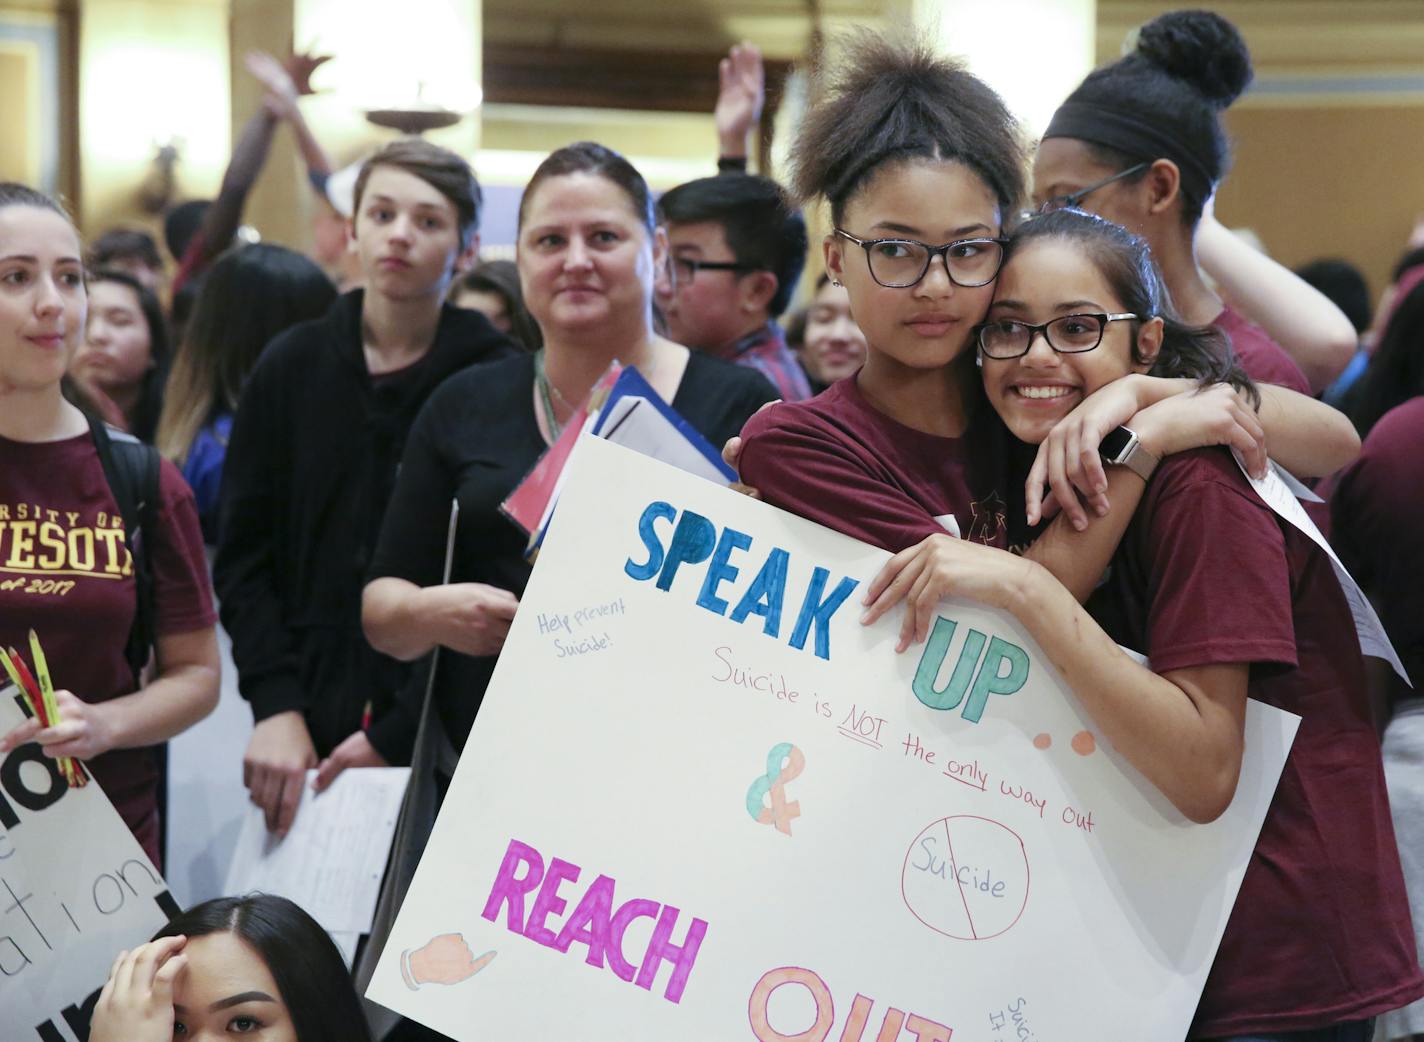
<box><xmin>901</xmin><ymin>815</ymin><xmax>1029</xmax><ymax>941</ymax></box>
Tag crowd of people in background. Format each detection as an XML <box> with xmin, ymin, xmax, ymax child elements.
<box><xmin>2</xmin><ymin>9</ymin><xmax>1424</xmax><ymax>1041</ymax></box>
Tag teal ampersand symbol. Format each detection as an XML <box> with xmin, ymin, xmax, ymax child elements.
<box><xmin>746</xmin><ymin>742</ymin><xmax>805</xmax><ymax>836</ymax></box>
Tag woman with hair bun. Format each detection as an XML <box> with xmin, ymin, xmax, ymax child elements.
<box><xmin>1035</xmin><ymin>8</ymin><xmax>1355</xmax><ymax>394</ymax></box>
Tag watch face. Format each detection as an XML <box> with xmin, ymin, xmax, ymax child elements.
<box><xmin>1099</xmin><ymin>426</ymin><xmax>1133</xmax><ymax>461</ymax></box>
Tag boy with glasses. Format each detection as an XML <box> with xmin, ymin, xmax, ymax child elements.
<box><xmin>657</xmin><ymin>173</ymin><xmax>812</xmax><ymax>400</ymax></box>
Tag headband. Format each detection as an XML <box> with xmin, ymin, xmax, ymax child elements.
<box><xmin>1042</xmin><ymin>101</ymin><xmax>1216</xmax><ymax>208</ymax></box>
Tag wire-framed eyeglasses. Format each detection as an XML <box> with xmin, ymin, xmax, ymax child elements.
<box><xmin>833</xmin><ymin>229</ymin><xmax>1006</xmax><ymax>289</ymax></box>
<box><xmin>1037</xmin><ymin>161</ymin><xmax>1151</xmax><ymax>214</ymax></box>
<box><xmin>975</xmin><ymin>313</ymin><xmax>1139</xmax><ymax>359</ymax></box>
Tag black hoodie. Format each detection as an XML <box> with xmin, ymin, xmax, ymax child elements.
<box><xmin>214</xmin><ymin>290</ymin><xmax>518</xmax><ymax>761</ymax></box>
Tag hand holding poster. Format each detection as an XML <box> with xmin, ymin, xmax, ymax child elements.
<box><xmin>0</xmin><ymin>687</ymin><xmax>176</xmax><ymax>1041</ymax></box>
<box><xmin>368</xmin><ymin>438</ymin><xmax>1298</xmax><ymax>1041</ymax></box>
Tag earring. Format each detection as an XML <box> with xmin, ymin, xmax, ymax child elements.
<box><xmin>830</xmin><ymin>280</ymin><xmax>842</xmax><ymax>288</ymax></box>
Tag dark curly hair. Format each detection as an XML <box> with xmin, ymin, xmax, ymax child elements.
<box><xmin>789</xmin><ymin>28</ymin><xmax>1027</xmax><ymax>222</ymax></box>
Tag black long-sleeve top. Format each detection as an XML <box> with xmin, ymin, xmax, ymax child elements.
<box><xmin>367</xmin><ymin>350</ymin><xmax>778</xmax><ymax>753</ymax></box>
<box><xmin>213</xmin><ymin>290</ymin><xmax>517</xmax><ymax>761</ymax></box>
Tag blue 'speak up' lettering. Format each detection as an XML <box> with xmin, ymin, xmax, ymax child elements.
<box><xmin>623</xmin><ymin>501</ymin><xmax>858</xmax><ymax>661</ymax></box>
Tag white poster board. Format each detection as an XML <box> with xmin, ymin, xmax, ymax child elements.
<box><xmin>224</xmin><ymin>766</ymin><xmax>409</xmax><ymax>964</ymax></box>
<box><xmin>0</xmin><ymin>687</ymin><xmax>175</xmax><ymax>1041</ymax></box>
<box><xmin>368</xmin><ymin>438</ymin><xmax>1298</xmax><ymax>1041</ymax></box>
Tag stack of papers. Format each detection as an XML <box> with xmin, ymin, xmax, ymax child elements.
<box><xmin>501</xmin><ymin>364</ymin><xmax>736</xmax><ymax>557</ymax></box>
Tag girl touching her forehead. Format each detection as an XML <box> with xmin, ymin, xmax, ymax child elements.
<box><xmin>865</xmin><ymin>209</ymin><xmax>1422</xmax><ymax>1041</ymax></box>
<box><xmin>88</xmin><ymin>894</ymin><xmax>372</xmax><ymax>1042</ymax></box>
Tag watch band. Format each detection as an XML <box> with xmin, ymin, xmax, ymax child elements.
<box><xmin>1101</xmin><ymin>426</ymin><xmax>1159</xmax><ymax>482</ymax></box>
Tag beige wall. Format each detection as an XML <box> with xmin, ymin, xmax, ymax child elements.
<box><xmin>77</xmin><ymin>0</ymin><xmax>229</xmax><ymax>240</ymax></box>
<box><xmin>1219</xmin><ymin>103</ymin><xmax>1424</xmax><ymax>297</ymax></box>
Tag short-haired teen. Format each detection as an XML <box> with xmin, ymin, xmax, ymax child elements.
<box><xmin>657</xmin><ymin>173</ymin><xmax>812</xmax><ymax>400</ymax></box>
<box><xmin>214</xmin><ymin>139</ymin><xmax>516</xmax><ymax>836</ymax></box>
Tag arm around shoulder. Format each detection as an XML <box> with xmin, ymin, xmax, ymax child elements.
<box><xmin>1197</xmin><ymin>214</ymin><xmax>1356</xmax><ymax>392</ymax></box>
<box><xmin>1255</xmin><ymin>383</ymin><xmax>1360</xmax><ymax>478</ymax></box>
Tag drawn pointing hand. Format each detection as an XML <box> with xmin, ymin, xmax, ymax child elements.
<box><xmin>407</xmin><ymin>933</ymin><xmax>496</xmax><ymax>988</ymax></box>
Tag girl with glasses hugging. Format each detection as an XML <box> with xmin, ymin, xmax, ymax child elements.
<box><xmin>861</xmin><ymin>208</ymin><xmax>1423</xmax><ymax>1042</ymax></box>
<box><xmin>733</xmin><ymin>31</ymin><xmax>1399</xmax><ymax>1037</ymax></box>
<box><xmin>737</xmin><ymin>29</ymin><xmax>1354</xmax><ymax>598</ymax></box>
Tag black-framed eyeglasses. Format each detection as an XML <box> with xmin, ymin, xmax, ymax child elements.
<box><xmin>833</xmin><ymin>229</ymin><xmax>1006</xmax><ymax>289</ymax></box>
<box><xmin>975</xmin><ymin>313</ymin><xmax>1139</xmax><ymax>359</ymax></box>
<box><xmin>1037</xmin><ymin>161</ymin><xmax>1151</xmax><ymax>214</ymax></box>
<box><xmin>669</xmin><ymin>256</ymin><xmax>755</xmax><ymax>288</ymax></box>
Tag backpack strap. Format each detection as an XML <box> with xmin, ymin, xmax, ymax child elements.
<box><xmin>87</xmin><ymin>415</ymin><xmax>161</xmax><ymax>686</ymax></box>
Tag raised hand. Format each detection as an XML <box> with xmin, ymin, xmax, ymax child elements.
<box><xmin>244</xmin><ymin>50</ymin><xmax>300</xmax><ymax>118</ymax></box>
<box><xmin>283</xmin><ymin>45</ymin><xmax>333</xmax><ymax>96</ymax></box>
<box><xmin>715</xmin><ymin>42</ymin><xmax>765</xmax><ymax>158</ymax></box>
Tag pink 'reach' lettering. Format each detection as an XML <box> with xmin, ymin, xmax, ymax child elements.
<box><xmin>481</xmin><ymin>837</ymin><xmax>710</xmax><ymax>1004</ymax></box>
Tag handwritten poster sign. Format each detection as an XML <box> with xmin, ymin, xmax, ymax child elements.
<box><xmin>0</xmin><ymin>688</ymin><xmax>176</xmax><ymax>1041</ymax></box>
<box><xmin>368</xmin><ymin>438</ymin><xmax>1298</xmax><ymax>1041</ymax></box>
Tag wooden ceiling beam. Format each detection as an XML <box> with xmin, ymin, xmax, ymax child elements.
<box><xmin>483</xmin><ymin>43</ymin><xmax>793</xmax><ymax>114</ymax></box>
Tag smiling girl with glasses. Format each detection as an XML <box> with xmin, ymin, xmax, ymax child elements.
<box><xmin>862</xmin><ymin>207</ymin><xmax>1422</xmax><ymax>1042</ymax></box>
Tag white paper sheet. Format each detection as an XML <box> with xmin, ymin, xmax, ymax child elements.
<box><xmin>223</xmin><ymin>767</ymin><xmax>410</xmax><ymax>935</ymax></box>
<box><xmin>599</xmin><ymin>397</ymin><xmax>734</xmax><ymax>485</ymax></box>
<box><xmin>1242</xmin><ymin>459</ymin><xmax>1409</xmax><ymax>683</ymax></box>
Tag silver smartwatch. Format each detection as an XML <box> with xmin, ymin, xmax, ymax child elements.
<box><xmin>1098</xmin><ymin>425</ymin><xmax>1159</xmax><ymax>482</ymax></box>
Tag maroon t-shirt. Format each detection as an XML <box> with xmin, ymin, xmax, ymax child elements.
<box><xmin>1331</xmin><ymin>397</ymin><xmax>1424</xmax><ymax>709</ymax></box>
<box><xmin>0</xmin><ymin>432</ymin><xmax>216</xmax><ymax>865</ymax></box>
<box><xmin>738</xmin><ymin>375</ymin><xmax>1023</xmax><ymax>553</ymax></box>
<box><xmin>1213</xmin><ymin>305</ymin><xmax>1311</xmax><ymax>395</ymax></box>
<box><xmin>1088</xmin><ymin>448</ymin><xmax>1423</xmax><ymax>1037</ymax></box>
